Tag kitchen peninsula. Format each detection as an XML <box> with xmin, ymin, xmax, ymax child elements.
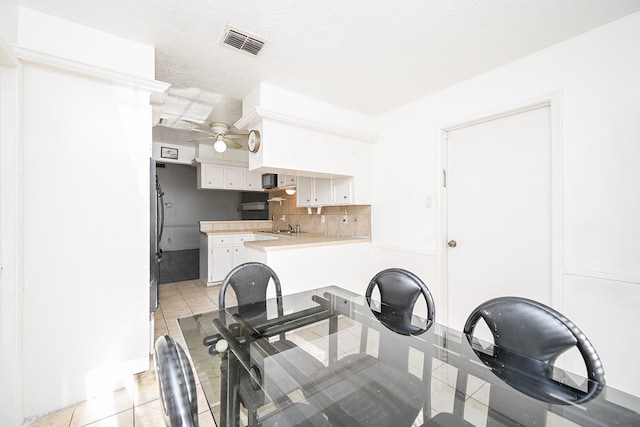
<box><xmin>199</xmin><ymin>220</ymin><xmax>371</xmax><ymax>294</ymax></box>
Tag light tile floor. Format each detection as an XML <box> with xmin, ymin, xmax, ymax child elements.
<box><xmin>28</xmin><ymin>279</ymin><xmax>220</xmax><ymax>427</ymax></box>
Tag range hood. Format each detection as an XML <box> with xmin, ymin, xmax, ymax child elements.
<box><xmin>241</xmin><ymin>202</ymin><xmax>267</xmax><ymax>211</ymax></box>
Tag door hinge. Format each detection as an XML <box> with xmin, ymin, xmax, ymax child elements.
<box><xmin>443</xmin><ymin>169</ymin><xmax>447</xmax><ymax>188</ymax></box>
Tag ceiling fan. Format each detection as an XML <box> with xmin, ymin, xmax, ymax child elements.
<box><xmin>187</xmin><ymin>122</ymin><xmax>247</xmax><ymax>153</ymax></box>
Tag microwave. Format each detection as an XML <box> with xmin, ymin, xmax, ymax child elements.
<box><xmin>262</xmin><ymin>173</ymin><xmax>278</xmax><ymax>189</ymax></box>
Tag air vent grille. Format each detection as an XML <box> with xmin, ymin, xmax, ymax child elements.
<box><xmin>220</xmin><ymin>25</ymin><xmax>266</xmax><ymax>56</ymax></box>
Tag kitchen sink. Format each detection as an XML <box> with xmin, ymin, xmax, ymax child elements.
<box><xmin>257</xmin><ymin>230</ymin><xmax>306</xmax><ymax>235</ymax></box>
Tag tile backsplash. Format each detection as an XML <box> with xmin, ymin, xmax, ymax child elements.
<box><xmin>267</xmin><ymin>190</ymin><xmax>371</xmax><ymax>237</ymax></box>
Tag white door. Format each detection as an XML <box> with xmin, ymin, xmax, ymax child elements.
<box><xmin>445</xmin><ymin>105</ymin><xmax>552</xmax><ymax>331</ymax></box>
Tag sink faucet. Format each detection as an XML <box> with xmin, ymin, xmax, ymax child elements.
<box><xmin>288</xmin><ymin>224</ymin><xmax>300</xmax><ymax>233</ymax></box>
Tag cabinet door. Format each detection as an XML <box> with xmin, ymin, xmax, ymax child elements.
<box><xmin>225</xmin><ymin>167</ymin><xmax>244</xmax><ymax>189</ymax></box>
<box><xmin>202</xmin><ymin>164</ymin><xmax>225</xmax><ymax>188</ymax></box>
<box><xmin>232</xmin><ymin>244</ymin><xmax>248</xmax><ymax>266</ymax></box>
<box><xmin>211</xmin><ymin>246</ymin><xmax>234</xmax><ymax>282</ymax></box>
<box><xmin>314</xmin><ymin>179</ymin><xmax>332</xmax><ymax>205</ymax></box>
<box><xmin>231</xmin><ymin>234</ymin><xmax>256</xmax><ymax>266</ymax></box>
<box><xmin>245</xmin><ymin>170</ymin><xmax>262</xmax><ymax>191</ymax></box>
<box><xmin>333</xmin><ymin>178</ymin><xmax>353</xmax><ymax>205</ymax></box>
<box><xmin>278</xmin><ymin>174</ymin><xmax>297</xmax><ymax>188</ymax></box>
<box><xmin>296</xmin><ymin>177</ymin><xmax>314</xmax><ymax>206</ymax></box>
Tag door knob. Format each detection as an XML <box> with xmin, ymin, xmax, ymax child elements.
<box><xmin>447</xmin><ymin>240</ymin><xmax>457</xmax><ymax>248</ymax></box>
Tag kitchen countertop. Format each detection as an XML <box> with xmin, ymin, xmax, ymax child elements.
<box><xmin>200</xmin><ymin>230</ymin><xmax>370</xmax><ymax>251</ymax></box>
<box><xmin>247</xmin><ymin>232</ymin><xmax>370</xmax><ymax>251</ymax></box>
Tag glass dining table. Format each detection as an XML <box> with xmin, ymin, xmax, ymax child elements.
<box><xmin>177</xmin><ymin>286</ymin><xmax>640</xmax><ymax>426</ymax></box>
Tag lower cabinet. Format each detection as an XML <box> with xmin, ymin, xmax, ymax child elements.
<box><xmin>200</xmin><ymin>234</ymin><xmax>257</xmax><ymax>285</ymax></box>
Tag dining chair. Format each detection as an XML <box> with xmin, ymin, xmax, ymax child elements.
<box><xmin>154</xmin><ymin>335</ymin><xmax>199</xmax><ymax>427</ymax></box>
<box><xmin>463</xmin><ymin>296</ymin><xmax>606</xmax><ymax>425</ymax></box>
<box><xmin>302</xmin><ymin>268</ymin><xmax>435</xmax><ymax>427</ymax></box>
<box><xmin>217</xmin><ymin>262</ymin><xmax>325</xmax><ymax>425</ymax></box>
<box><xmin>219</xmin><ymin>261</ymin><xmax>284</xmax><ymax>319</ymax></box>
<box><xmin>365</xmin><ymin>267</ymin><xmax>436</xmax><ymax>336</ymax></box>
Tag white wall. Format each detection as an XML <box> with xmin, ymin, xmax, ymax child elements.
<box><xmin>0</xmin><ymin>4</ymin><xmax>22</xmax><ymax>425</ymax></box>
<box><xmin>0</xmin><ymin>0</ymin><xmax>17</xmax><ymax>45</ymax></box>
<box><xmin>371</xmin><ymin>12</ymin><xmax>640</xmax><ymax>395</ymax></box>
<box><xmin>16</xmin><ymin>7</ymin><xmax>167</xmax><ymax>418</ymax></box>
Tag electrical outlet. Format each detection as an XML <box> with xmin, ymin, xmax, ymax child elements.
<box><xmin>321</xmin><ymin>215</ymin><xmax>325</xmax><ymax>224</ymax></box>
<box><xmin>425</xmin><ymin>195</ymin><xmax>432</xmax><ymax>209</ymax></box>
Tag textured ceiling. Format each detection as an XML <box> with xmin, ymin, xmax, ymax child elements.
<box><xmin>17</xmin><ymin>0</ymin><xmax>640</xmax><ymax>131</ymax></box>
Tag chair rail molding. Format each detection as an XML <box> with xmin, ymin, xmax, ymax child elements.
<box><xmin>563</xmin><ymin>268</ymin><xmax>640</xmax><ymax>285</ymax></box>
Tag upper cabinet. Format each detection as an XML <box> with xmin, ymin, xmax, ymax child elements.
<box><xmin>332</xmin><ymin>177</ymin><xmax>353</xmax><ymax>205</ymax></box>
<box><xmin>278</xmin><ymin>174</ymin><xmax>297</xmax><ymax>188</ymax></box>
<box><xmin>297</xmin><ymin>176</ymin><xmax>353</xmax><ymax>207</ymax></box>
<box><xmin>196</xmin><ymin>162</ymin><xmax>264</xmax><ymax>192</ymax></box>
<box><xmin>201</xmin><ymin>164</ymin><xmax>225</xmax><ymax>188</ymax></box>
<box><xmin>297</xmin><ymin>177</ymin><xmax>330</xmax><ymax>207</ymax></box>
<box><xmin>224</xmin><ymin>167</ymin><xmax>244</xmax><ymax>189</ymax></box>
<box><xmin>245</xmin><ymin>170</ymin><xmax>262</xmax><ymax>190</ymax></box>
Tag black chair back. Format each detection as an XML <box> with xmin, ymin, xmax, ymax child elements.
<box><xmin>365</xmin><ymin>268</ymin><xmax>436</xmax><ymax>336</ymax></box>
<box><xmin>219</xmin><ymin>262</ymin><xmax>283</xmax><ymax>319</ymax></box>
<box><xmin>464</xmin><ymin>296</ymin><xmax>605</xmax><ymax>404</ymax></box>
<box><xmin>154</xmin><ymin>335</ymin><xmax>198</xmax><ymax>427</ymax></box>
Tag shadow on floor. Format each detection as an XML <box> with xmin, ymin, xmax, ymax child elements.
<box><xmin>159</xmin><ymin>249</ymin><xmax>199</xmax><ymax>284</ymax></box>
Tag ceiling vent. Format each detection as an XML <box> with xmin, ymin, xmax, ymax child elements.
<box><xmin>219</xmin><ymin>24</ymin><xmax>266</xmax><ymax>56</ymax></box>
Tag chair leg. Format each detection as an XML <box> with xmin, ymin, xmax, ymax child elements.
<box><xmin>453</xmin><ymin>370</ymin><xmax>468</xmax><ymax>418</ymax></box>
<box><xmin>227</xmin><ymin>352</ymin><xmax>242</xmax><ymax>427</ymax></box>
<box><xmin>220</xmin><ymin>352</ymin><xmax>229</xmax><ymax>427</ymax></box>
<box><xmin>329</xmin><ymin>315</ymin><xmax>338</xmax><ymax>364</ymax></box>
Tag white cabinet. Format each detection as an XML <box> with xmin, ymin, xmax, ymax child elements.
<box><xmin>296</xmin><ymin>177</ymin><xmax>332</xmax><ymax>207</ymax></box>
<box><xmin>210</xmin><ymin>245</ymin><xmax>234</xmax><ymax>283</ymax></box>
<box><xmin>314</xmin><ymin>179</ymin><xmax>332</xmax><ymax>205</ymax></box>
<box><xmin>245</xmin><ymin>170</ymin><xmax>262</xmax><ymax>190</ymax></box>
<box><xmin>200</xmin><ymin>234</ymin><xmax>259</xmax><ymax>285</ymax></box>
<box><xmin>278</xmin><ymin>174</ymin><xmax>297</xmax><ymax>188</ymax></box>
<box><xmin>225</xmin><ymin>167</ymin><xmax>244</xmax><ymax>189</ymax></box>
<box><xmin>197</xmin><ymin>162</ymin><xmax>265</xmax><ymax>192</ymax></box>
<box><xmin>200</xmin><ymin>164</ymin><xmax>225</xmax><ymax>188</ymax></box>
<box><xmin>332</xmin><ymin>177</ymin><xmax>354</xmax><ymax>204</ymax></box>
<box><xmin>296</xmin><ymin>177</ymin><xmax>314</xmax><ymax>206</ymax></box>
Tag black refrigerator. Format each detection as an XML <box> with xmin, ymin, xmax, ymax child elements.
<box><xmin>150</xmin><ymin>159</ymin><xmax>164</xmax><ymax>313</ymax></box>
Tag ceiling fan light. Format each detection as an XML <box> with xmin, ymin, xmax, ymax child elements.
<box><xmin>214</xmin><ymin>137</ymin><xmax>227</xmax><ymax>153</ymax></box>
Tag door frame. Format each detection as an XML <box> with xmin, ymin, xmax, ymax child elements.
<box><xmin>436</xmin><ymin>92</ymin><xmax>564</xmax><ymax>325</ymax></box>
